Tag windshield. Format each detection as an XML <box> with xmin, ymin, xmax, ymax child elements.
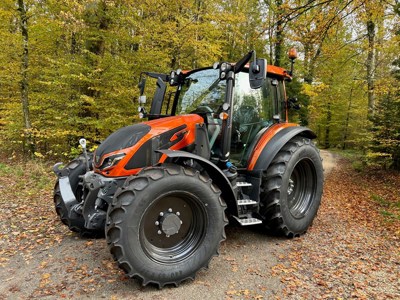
<box><xmin>176</xmin><ymin>68</ymin><xmax>273</xmax><ymax>123</ymax></box>
<box><xmin>176</xmin><ymin>69</ymin><xmax>225</xmax><ymax>114</ymax></box>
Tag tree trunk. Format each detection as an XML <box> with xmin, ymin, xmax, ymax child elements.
<box><xmin>303</xmin><ymin>43</ymin><xmax>311</xmax><ymax>83</ymax></box>
<box><xmin>274</xmin><ymin>0</ymin><xmax>284</xmax><ymax>67</ymax></box>
<box><xmin>366</xmin><ymin>19</ymin><xmax>376</xmax><ymax>118</ymax></box>
<box><xmin>324</xmin><ymin>101</ymin><xmax>331</xmax><ymax>148</ymax></box>
<box><xmin>17</xmin><ymin>0</ymin><xmax>34</xmax><ymax>156</ymax></box>
<box><xmin>342</xmin><ymin>87</ymin><xmax>354</xmax><ymax>150</ymax></box>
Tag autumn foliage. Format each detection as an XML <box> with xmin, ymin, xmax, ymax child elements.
<box><xmin>0</xmin><ymin>0</ymin><xmax>399</xmax><ymax>169</ymax></box>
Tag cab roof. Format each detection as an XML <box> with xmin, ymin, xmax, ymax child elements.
<box><xmin>181</xmin><ymin>64</ymin><xmax>292</xmax><ymax>80</ymax></box>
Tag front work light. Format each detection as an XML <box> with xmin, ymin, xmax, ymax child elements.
<box><xmin>100</xmin><ymin>153</ymin><xmax>126</xmax><ymax>171</ymax></box>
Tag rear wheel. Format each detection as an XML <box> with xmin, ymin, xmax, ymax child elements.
<box><xmin>106</xmin><ymin>164</ymin><xmax>227</xmax><ymax>287</ymax></box>
<box><xmin>260</xmin><ymin>137</ymin><xmax>323</xmax><ymax>237</ymax></box>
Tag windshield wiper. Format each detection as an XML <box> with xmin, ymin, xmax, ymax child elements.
<box><xmin>208</xmin><ymin>78</ymin><xmax>221</xmax><ymax>91</ymax></box>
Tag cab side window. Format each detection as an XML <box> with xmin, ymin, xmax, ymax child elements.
<box><xmin>230</xmin><ymin>73</ymin><xmax>274</xmax><ymax>165</ymax></box>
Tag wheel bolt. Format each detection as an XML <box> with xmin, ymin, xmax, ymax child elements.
<box><xmin>176</xmin><ymin>212</ymin><xmax>180</xmax><ymax>216</ymax></box>
<box><xmin>166</xmin><ymin>235</ymin><xmax>170</xmax><ymax>238</ymax></box>
<box><xmin>168</xmin><ymin>208</ymin><xmax>172</xmax><ymax>212</ymax></box>
<box><xmin>159</xmin><ymin>212</ymin><xmax>164</xmax><ymax>216</ymax></box>
<box><xmin>155</xmin><ymin>221</ymin><xmax>159</xmax><ymax>226</ymax></box>
<box><xmin>180</xmin><ymin>221</ymin><xmax>183</xmax><ymax>224</ymax></box>
<box><xmin>157</xmin><ymin>230</ymin><xmax>162</xmax><ymax>235</ymax></box>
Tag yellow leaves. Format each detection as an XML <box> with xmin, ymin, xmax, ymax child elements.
<box><xmin>225</xmin><ymin>289</ymin><xmax>264</xmax><ymax>299</ymax></box>
<box><xmin>80</xmin><ymin>94</ymin><xmax>95</xmax><ymax>105</ymax></box>
<box><xmin>374</xmin><ymin>77</ymin><xmax>400</xmax><ymax>97</ymax></box>
<box><xmin>0</xmin><ymin>256</ymin><xmax>9</xmax><ymax>267</ymax></box>
<box><xmin>34</xmin><ymin>152</ymin><xmax>44</xmax><ymax>158</ymax></box>
<box><xmin>39</xmin><ymin>273</ymin><xmax>52</xmax><ymax>288</ymax></box>
<box><xmin>226</xmin><ymin>289</ymin><xmax>250</xmax><ymax>296</ymax></box>
<box><xmin>89</xmin><ymin>144</ymin><xmax>98</xmax><ymax>152</ymax></box>
<box><xmin>302</xmin><ymin>82</ymin><xmax>328</xmax><ymax>98</ymax></box>
<box><xmin>224</xmin><ymin>256</ymin><xmax>239</xmax><ymax>272</ymax></box>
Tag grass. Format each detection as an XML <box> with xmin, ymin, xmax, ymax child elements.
<box><xmin>0</xmin><ymin>159</ymin><xmax>54</xmax><ymax>194</ymax></box>
<box><xmin>370</xmin><ymin>193</ymin><xmax>400</xmax><ymax>222</ymax></box>
<box><xmin>329</xmin><ymin>148</ymin><xmax>366</xmax><ymax>172</ymax></box>
<box><xmin>380</xmin><ymin>210</ymin><xmax>400</xmax><ymax>221</ymax></box>
<box><xmin>371</xmin><ymin>194</ymin><xmax>390</xmax><ymax>207</ymax></box>
<box><xmin>0</xmin><ymin>162</ymin><xmax>12</xmax><ymax>174</ymax></box>
<box><xmin>330</xmin><ymin>148</ymin><xmax>363</xmax><ymax>160</ymax></box>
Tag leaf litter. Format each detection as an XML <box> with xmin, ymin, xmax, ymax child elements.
<box><xmin>0</xmin><ymin>155</ymin><xmax>399</xmax><ymax>299</ymax></box>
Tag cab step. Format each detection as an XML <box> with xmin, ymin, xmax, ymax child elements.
<box><xmin>236</xmin><ymin>182</ymin><xmax>252</xmax><ymax>187</ymax></box>
<box><xmin>237</xmin><ymin>199</ymin><xmax>258</xmax><ymax>206</ymax></box>
<box><xmin>232</xmin><ymin>216</ymin><xmax>263</xmax><ymax>226</ymax></box>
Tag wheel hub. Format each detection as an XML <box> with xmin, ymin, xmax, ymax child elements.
<box><xmin>288</xmin><ymin>178</ymin><xmax>295</xmax><ymax>195</ymax></box>
<box><xmin>156</xmin><ymin>209</ymin><xmax>182</xmax><ymax>237</ymax></box>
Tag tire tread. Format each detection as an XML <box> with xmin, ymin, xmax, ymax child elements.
<box><xmin>106</xmin><ymin>164</ymin><xmax>227</xmax><ymax>288</ymax></box>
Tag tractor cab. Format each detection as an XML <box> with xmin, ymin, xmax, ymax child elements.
<box><xmin>137</xmin><ymin>51</ymin><xmax>291</xmax><ymax>168</ymax></box>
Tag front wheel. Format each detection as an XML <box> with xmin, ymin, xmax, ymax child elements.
<box><xmin>106</xmin><ymin>164</ymin><xmax>227</xmax><ymax>288</ymax></box>
<box><xmin>260</xmin><ymin>137</ymin><xmax>324</xmax><ymax>237</ymax></box>
<box><xmin>53</xmin><ymin>154</ymin><xmax>103</xmax><ymax>237</ymax></box>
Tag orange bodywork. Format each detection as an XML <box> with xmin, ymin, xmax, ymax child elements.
<box><xmin>94</xmin><ymin>114</ymin><xmax>204</xmax><ymax>177</ymax></box>
<box><xmin>242</xmin><ymin>63</ymin><xmax>291</xmax><ymax>80</ymax></box>
<box><xmin>183</xmin><ymin>64</ymin><xmax>291</xmax><ymax>80</ymax></box>
<box><xmin>267</xmin><ymin>65</ymin><xmax>291</xmax><ymax>80</ymax></box>
<box><xmin>247</xmin><ymin>122</ymin><xmax>299</xmax><ymax>171</ymax></box>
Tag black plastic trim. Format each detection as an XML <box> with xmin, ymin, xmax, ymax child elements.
<box><xmin>125</xmin><ymin>125</ymin><xmax>188</xmax><ymax>170</ymax></box>
<box><xmin>158</xmin><ymin>150</ymin><xmax>238</xmax><ymax>216</ymax></box>
<box><xmin>252</xmin><ymin>126</ymin><xmax>316</xmax><ymax>171</ymax></box>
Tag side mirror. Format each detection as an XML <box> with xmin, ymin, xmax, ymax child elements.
<box><xmin>249</xmin><ymin>58</ymin><xmax>267</xmax><ymax>89</ymax></box>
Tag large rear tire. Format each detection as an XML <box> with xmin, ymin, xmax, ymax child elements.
<box><xmin>106</xmin><ymin>164</ymin><xmax>227</xmax><ymax>288</ymax></box>
<box><xmin>53</xmin><ymin>155</ymin><xmax>103</xmax><ymax>237</ymax></box>
<box><xmin>260</xmin><ymin>136</ymin><xmax>323</xmax><ymax>237</ymax></box>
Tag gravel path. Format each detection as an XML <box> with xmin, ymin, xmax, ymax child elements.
<box><xmin>1</xmin><ymin>151</ymin><xmax>399</xmax><ymax>299</ymax></box>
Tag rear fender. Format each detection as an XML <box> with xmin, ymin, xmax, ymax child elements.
<box><xmin>249</xmin><ymin>125</ymin><xmax>317</xmax><ymax>171</ymax></box>
<box><xmin>158</xmin><ymin>150</ymin><xmax>238</xmax><ymax>216</ymax></box>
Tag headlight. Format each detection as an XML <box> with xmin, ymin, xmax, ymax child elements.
<box><xmin>99</xmin><ymin>153</ymin><xmax>126</xmax><ymax>170</ymax></box>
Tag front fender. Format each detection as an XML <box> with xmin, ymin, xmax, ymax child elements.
<box><xmin>248</xmin><ymin>125</ymin><xmax>317</xmax><ymax>171</ymax></box>
<box><xmin>158</xmin><ymin>150</ymin><xmax>238</xmax><ymax>216</ymax></box>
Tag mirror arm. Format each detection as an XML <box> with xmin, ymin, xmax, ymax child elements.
<box><xmin>234</xmin><ymin>50</ymin><xmax>254</xmax><ymax>73</ymax></box>
<box><xmin>251</xmin><ymin>51</ymin><xmax>260</xmax><ymax>73</ymax></box>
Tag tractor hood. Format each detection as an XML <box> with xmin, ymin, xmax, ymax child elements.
<box><xmin>95</xmin><ymin>123</ymin><xmax>151</xmax><ymax>162</ymax></box>
<box><xmin>93</xmin><ymin>114</ymin><xmax>204</xmax><ymax>177</ymax></box>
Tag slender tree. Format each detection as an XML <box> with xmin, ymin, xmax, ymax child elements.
<box><xmin>17</xmin><ymin>0</ymin><xmax>34</xmax><ymax>155</ymax></box>
<box><xmin>366</xmin><ymin>18</ymin><xmax>376</xmax><ymax>118</ymax></box>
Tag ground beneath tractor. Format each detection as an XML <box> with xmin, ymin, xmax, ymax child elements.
<box><xmin>0</xmin><ymin>151</ymin><xmax>399</xmax><ymax>299</ymax></box>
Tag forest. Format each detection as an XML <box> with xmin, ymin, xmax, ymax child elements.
<box><xmin>0</xmin><ymin>0</ymin><xmax>399</xmax><ymax>169</ymax></box>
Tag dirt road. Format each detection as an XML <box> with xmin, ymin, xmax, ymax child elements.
<box><xmin>1</xmin><ymin>151</ymin><xmax>399</xmax><ymax>299</ymax></box>
<box><xmin>319</xmin><ymin>150</ymin><xmax>336</xmax><ymax>174</ymax></box>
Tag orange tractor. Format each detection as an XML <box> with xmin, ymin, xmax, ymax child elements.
<box><xmin>53</xmin><ymin>50</ymin><xmax>323</xmax><ymax>287</ymax></box>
